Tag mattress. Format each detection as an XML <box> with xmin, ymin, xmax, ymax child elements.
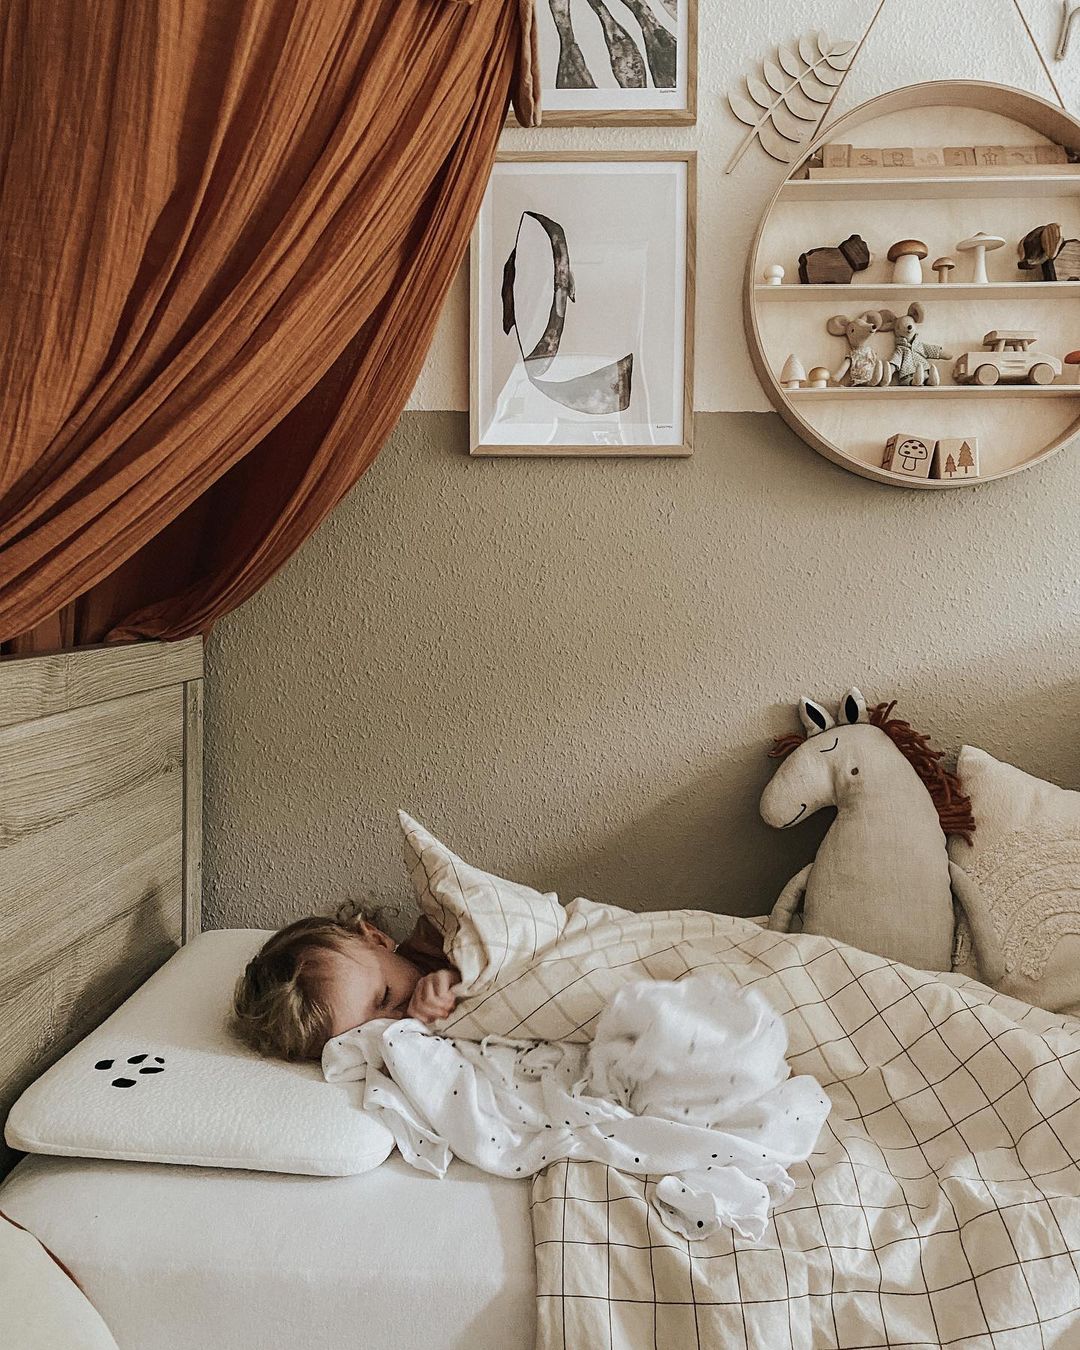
<box><xmin>0</xmin><ymin>1153</ymin><xmax>536</xmax><ymax>1350</ymax></box>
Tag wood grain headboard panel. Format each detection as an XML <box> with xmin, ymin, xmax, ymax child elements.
<box><xmin>0</xmin><ymin>639</ymin><xmax>203</xmax><ymax>1175</ymax></box>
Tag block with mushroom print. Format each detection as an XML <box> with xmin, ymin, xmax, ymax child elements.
<box><xmin>882</xmin><ymin>433</ymin><xmax>933</xmax><ymax>479</ymax></box>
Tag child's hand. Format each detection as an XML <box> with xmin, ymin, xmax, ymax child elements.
<box><xmin>407</xmin><ymin>969</ymin><xmax>458</xmax><ymax>1025</ymax></box>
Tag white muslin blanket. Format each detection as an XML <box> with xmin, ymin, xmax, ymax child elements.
<box><xmin>323</xmin><ymin>973</ymin><xmax>829</xmax><ymax>1241</ymax></box>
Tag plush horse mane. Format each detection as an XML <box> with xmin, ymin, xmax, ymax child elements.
<box><xmin>769</xmin><ymin>700</ymin><xmax>975</xmax><ymax>843</ymax></box>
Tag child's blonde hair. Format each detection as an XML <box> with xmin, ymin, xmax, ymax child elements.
<box><xmin>232</xmin><ymin>908</ymin><xmax>374</xmax><ymax>1062</ymax></box>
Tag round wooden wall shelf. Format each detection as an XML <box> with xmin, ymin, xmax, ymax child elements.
<box><xmin>744</xmin><ymin>82</ymin><xmax>1080</xmax><ymax>488</ymax></box>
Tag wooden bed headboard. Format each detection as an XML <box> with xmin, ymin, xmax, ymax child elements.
<box><xmin>0</xmin><ymin>638</ymin><xmax>203</xmax><ymax>1174</ymax></box>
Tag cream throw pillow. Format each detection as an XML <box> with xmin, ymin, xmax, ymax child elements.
<box><xmin>949</xmin><ymin>746</ymin><xmax>1080</xmax><ymax>1016</ymax></box>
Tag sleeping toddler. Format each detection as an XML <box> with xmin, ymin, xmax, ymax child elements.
<box><xmin>232</xmin><ymin>909</ymin><xmax>460</xmax><ymax>1060</ymax></box>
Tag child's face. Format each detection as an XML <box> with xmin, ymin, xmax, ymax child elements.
<box><xmin>316</xmin><ymin>933</ymin><xmax>424</xmax><ymax>1039</ymax></box>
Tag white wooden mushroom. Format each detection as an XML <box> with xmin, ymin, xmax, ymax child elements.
<box><xmin>780</xmin><ymin>354</ymin><xmax>807</xmax><ymax>389</ymax></box>
<box><xmin>887</xmin><ymin>239</ymin><xmax>928</xmax><ymax>285</ymax></box>
<box><xmin>763</xmin><ymin>264</ymin><xmax>785</xmax><ymax>286</ymax></box>
<box><xmin>956</xmin><ymin>232</ymin><xmax>1005</xmax><ymax>284</ymax></box>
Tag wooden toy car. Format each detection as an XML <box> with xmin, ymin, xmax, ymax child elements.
<box><xmin>952</xmin><ymin>331</ymin><xmax>1062</xmax><ymax>386</ymax></box>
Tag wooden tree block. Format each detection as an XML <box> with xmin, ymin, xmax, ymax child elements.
<box><xmin>882</xmin><ymin>434</ymin><xmax>934</xmax><ymax>479</ymax></box>
<box><xmin>932</xmin><ymin>438</ymin><xmax>979</xmax><ymax>480</ymax></box>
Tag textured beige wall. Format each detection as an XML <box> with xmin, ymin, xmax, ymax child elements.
<box><xmin>204</xmin><ymin>410</ymin><xmax>1080</xmax><ymax>936</ymax></box>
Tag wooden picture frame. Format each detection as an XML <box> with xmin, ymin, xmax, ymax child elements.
<box><xmin>470</xmin><ymin>151</ymin><xmax>695</xmax><ymax>457</ymax></box>
<box><xmin>513</xmin><ymin>0</ymin><xmax>696</xmax><ymax>127</ymax></box>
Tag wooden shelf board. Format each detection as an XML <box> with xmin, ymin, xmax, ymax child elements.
<box><xmin>780</xmin><ymin>173</ymin><xmax>1080</xmax><ymax>202</ymax></box>
<box><xmin>788</xmin><ymin>385</ymin><xmax>1080</xmax><ymax>400</ymax></box>
<box><xmin>756</xmin><ymin>282</ymin><xmax>1079</xmax><ymax>301</ymax></box>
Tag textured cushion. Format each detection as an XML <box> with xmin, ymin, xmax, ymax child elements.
<box><xmin>5</xmin><ymin>929</ymin><xmax>394</xmax><ymax>1175</ymax></box>
<box><xmin>0</xmin><ymin>1215</ymin><xmax>119</xmax><ymax>1349</ymax></box>
<box><xmin>949</xmin><ymin>746</ymin><xmax>1080</xmax><ymax>1015</ymax></box>
<box><xmin>400</xmin><ymin>812</ymin><xmax>746</xmax><ymax>1042</ymax></box>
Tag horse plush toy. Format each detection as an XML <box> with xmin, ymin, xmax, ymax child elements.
<box><xmin>760</xmin><ymin>689</ymin><xmax>1005</xmax><ymax>981</ymax></box>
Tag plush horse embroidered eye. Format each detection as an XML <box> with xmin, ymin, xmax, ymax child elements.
<box><xmin>851</xmin><ymin>767</ymin><xmax>860</xmax><ymax>775</ymax></box>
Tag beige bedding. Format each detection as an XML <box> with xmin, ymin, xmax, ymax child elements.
<box><xmin>402</xmin><ymin>814</ymin><xmax>1080</xmax><ymax>1348</ymax></box>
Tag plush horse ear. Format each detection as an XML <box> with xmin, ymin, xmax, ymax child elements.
<box><xmin>798</xmin><ymin>697</ymin><xmax>835</xmax><ymax>735</ymax></box>
<box><xmin>838</xmin><ymin>688</ymin><xmax>868</xmax><ymax>724</ymax></box>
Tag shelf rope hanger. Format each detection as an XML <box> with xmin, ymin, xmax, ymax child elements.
<box><xmin>852</xmin><ymin>0</ymin><xmax>1068</xmax><ymax>114</ymax></box>
<box><xmin>726</xmin><ymin>0</ymin><xmax>1068</xmax><ymax>175</ymax></box>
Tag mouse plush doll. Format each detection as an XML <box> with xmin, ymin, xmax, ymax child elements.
<box><xmin>760</xmin><ymin>689</ymin><xmax>1004</xmax><ymax>982</ymax></box>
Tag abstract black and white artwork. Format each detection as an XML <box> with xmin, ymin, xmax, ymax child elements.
<box><xmin>532</xmin><ymin>0</ymin><xmax>694</xmax><ymax>124</ymax></box>
<box><xmin>471</xmin><ymin>155</ymin><xmax>693</xmax><ymax>456</ymax></box>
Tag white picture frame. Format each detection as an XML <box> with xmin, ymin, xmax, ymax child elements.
<box><xmin>470</xmin><ymin>153</ymin><xmax>695</xmax><ymax>457</ymax></box>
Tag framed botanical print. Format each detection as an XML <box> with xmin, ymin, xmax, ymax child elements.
<box><xmin>519</xmin><ymin>0</ymin><xmax>696</xmax><ymax>126</ymax></box>
<box><xmin>470</xmin><ymin>152</ymin><xmax>695</xmax><ymax>457</ymax></box>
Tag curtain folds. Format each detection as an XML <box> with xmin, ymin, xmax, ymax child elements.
<box><xmin>0</xmin><ymin>0</ymin><xmax>537</xmax><ymax>650</ymax></box>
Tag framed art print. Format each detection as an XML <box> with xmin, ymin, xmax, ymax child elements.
<box><xmin>520</xmin><ymin>0</ymin><xmax>696</xmax><ymax>126</ymax></box>
<box><xmin>470</xmin><ymin>153</ymin><xmax>695</xmax><ymax>457</ymax></box>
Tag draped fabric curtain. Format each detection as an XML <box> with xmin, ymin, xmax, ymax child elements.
<box><xmin>0</xmin><ymin>0</ymin><xmax>536</xmax><ymax>652</ymax></box>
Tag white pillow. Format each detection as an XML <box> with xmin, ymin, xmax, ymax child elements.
<box><xmin>949</xmin><ymin>746</ymin><xmax>1080</xmax><ymax>1016</ymax></box>
<box><xmin>5</xmin><ymin>929</ymin><xmax>394</xmax><ymax>1175</ymax></box>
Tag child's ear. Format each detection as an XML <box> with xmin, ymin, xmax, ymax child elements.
<box><xmin>353</xmin><ymin>918</ymin><xmax>394</xmax><ymax>949</ymax></box>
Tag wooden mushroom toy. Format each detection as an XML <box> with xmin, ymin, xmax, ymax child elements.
<box><xmin>957</xmin><ymin>232</ymin><xmax>1005</xmax><ymax>284</ymax></box>
<box><xmin>932</xmin><ymin>256</ymin><xmax>956</xmax><ymax>284</ymax></box>
<box><xmin>806</xmin><ymin>367</ymin><xmax>831</xmax><ymax>390</ymax></box>
<box><xmin>1065</xmin><ymin>351</ymin><xmax>1080</xmax><ymax>384</ymax></box>
<box><xmin>780</xmin><ymin>354</ymin><xmax>806</xmax><ymax>390</ymax></box>
<box><xmin>763</xmin><ymin>264</ymin><xmax>785</xmax><ymax>286</ymax></box>
<box><xmin>887</xmin><ymin>239</ymin><xmax>929</xmax><ymax>285</ymax></box>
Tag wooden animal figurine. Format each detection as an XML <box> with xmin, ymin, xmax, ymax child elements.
<box><xmin>932</xmin><ymin>438</ymin><xmax>979</xmax><ymax>479</ymax></box>
<box><xmin>880</xmin><ymin>303</ymin><xmax>951</xmax><ymax>386</ymax></box>
<box><xmin>1017</xmin><ymin>223</ymin><xmax>1080</xmax><ymax>281</ymax></box>
<box><xmin>882</xmin><ymin>434</ymin><xmax>933</xmax><ymax>478</ymax></box>
<box><xmin>760</xmin><ymin>689</ymin><xmax>1004</xmax><ymax>979</ymax></box>
<box><xmin>798</xmin><ymin>234</ymin><xmax>871</xmax><ymax>285</ymax></box>
<box><xmin>826</xmin><ymin>309</ymin><xmax>890</xmax><ymax>387</ymax></box>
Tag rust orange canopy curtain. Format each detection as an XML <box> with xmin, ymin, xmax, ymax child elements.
<box><xmin>0</xmin><ymin>0</ymin><xmax>536</xmax><ymax>650</ymax></box>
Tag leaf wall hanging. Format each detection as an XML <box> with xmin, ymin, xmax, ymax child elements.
<box><xmin>726</xmin><ymin>33</ymin><xmax>857</xmax><ymax>174</ymax></box>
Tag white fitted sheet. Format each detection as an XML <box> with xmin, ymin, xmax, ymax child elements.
<box><xmin>0</xmin><ymin>1153</ymin><xmax>535</xmax><ymax>1350</ymax></box>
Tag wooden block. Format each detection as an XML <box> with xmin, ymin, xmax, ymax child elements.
<box><xmin>974</xmin><ymin>145</ymin><xmax>1007</xmax><ymax>166</ymax></box>
<box><xmin>882</xmin><ymin>433</ymin><xmax>934</xmax><ymax>479</ymax></box>
<box><xmin>933</xmin><ymin>437</ymin><xmax>979</xmax><ymax>480</ymax></box>
<box><xmin>944</xmin><ymin>147</ymin><xmax>977</xmax><ymax>166</ymax></box>
<box><xmin>1054</xmin><ymin>238</ymin><xmax>1080</xmax><ymax>281</ymax></box>
<box><xmin>1003</xmin><ymin>146</ymin><xmax>1039</xmax><ymax>165</ymax></box>
<box><xmin>1036</xmin><ymin>144</ymin><xmax>1069</xmax><ymax>164</ymax></box>
<box><xmin>850</xmin><ymin>147</ymin><xmax>881</xmax><ymax>168</ymax></box>
<box><xmin>880</xmin><ymin>147</ymin><xmax>914</xmax><ymax>167</ymax></box>
<box><xmin>821</xmin><ymin>143</ymin><xmax>851</xmax><ymax>168</ymax></box>
<box><xmin>913</xmin><ymin>147</ymin><xmax>944</xmax><ymax>167</ymax></box>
